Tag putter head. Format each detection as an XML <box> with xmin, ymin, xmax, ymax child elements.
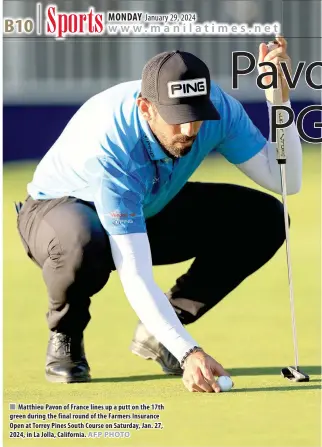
<box><xmin>281</xmin><ymin>366</ymin><xmax>310</xmax><ymax>382</ymax></box>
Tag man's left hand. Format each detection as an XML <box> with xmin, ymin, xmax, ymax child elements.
<box><xmin>257</xmin><ymin>36</ymin><xmax>291</xmax><ymax>103</ymax></box>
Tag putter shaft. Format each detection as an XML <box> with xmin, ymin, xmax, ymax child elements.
<box><xmin>279</xmin><ymin>163</ymin><xmax>299</xmax><ymax>370</ymax></box>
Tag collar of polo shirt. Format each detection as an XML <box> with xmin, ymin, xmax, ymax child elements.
<box><xmin>138</xmin><ymin>106</ymin><xmax>169</xmax><ymax>161</ymax></box>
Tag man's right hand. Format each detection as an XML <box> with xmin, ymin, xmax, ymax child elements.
<box><xmin>182</xmin><ymin>349</ymin><xmax>232</xmax><ymax>393</ymax></box>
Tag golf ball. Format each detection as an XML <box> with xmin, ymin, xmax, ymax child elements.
<box><xmin>217</xmin><ymin>376</ymin><xmax>233</xmax><ymax>392</ymax></box>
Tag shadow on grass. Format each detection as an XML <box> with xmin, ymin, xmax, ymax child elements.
<box><xmin>232</xmin><ymin>384</ymin><xmax>321</xmax><ymax>393</ymax></box>
<box><xmin>90</xmin><ymin>366</ymin><xmax>321</xmax><ymax>384</ymax></box>
<box><xmin>90</xmin><ymin>374</ymin><xmax>180</xmax><ymax>383</ymax></box>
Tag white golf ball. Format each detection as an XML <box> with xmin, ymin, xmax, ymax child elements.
<box><xmin>216</xmin><ymin>376</ymin><xmax>233</xmax><ymax>392</ymax></box>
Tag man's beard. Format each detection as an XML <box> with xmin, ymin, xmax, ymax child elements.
<box><xmin>156</xmin><ymin>133</ymin><xmax>196</xmax><ymax>158</ymax></box>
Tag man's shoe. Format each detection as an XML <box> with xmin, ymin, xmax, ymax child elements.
<box><xmin>130</xmin><ymin>321</ymin><xmax>183</xmax><ymax>375</ymax></box>
<box><xmin>45</xmin><ymin>331</ymin><xmax>91</xmax><ymax>383</ymax></box>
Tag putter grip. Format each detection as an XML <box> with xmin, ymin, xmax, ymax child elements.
<box><xmin>267</xmin><ymin>41</ymin><xmax>286</xmax><ymax>162</ymax></box>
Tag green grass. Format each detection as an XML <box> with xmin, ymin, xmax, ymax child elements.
<box><xmin>3</xmin><ymin>146</ymin><xmax>321</xmax><ymax>447</ymax></box>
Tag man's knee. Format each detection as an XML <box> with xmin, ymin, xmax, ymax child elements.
<box><xmin>54</xmin><ymin>226</ymin><xmax>111</xmax><ymax>296</ymax></box>
<box><xmin>45</xmin><ymin>203</ymin><xmax>114</xmax><ymax>289</ymax></box>
<box><xmin>264</xmin><ymin>194</ymin><xmax>289</xmax><ymax>249</ymax></box>
<box><xmin>66</xmin><ymin>221</ymin><xmax>114</xmax><ymax>283</ymax></box>
<box><xmin>69</xmin><ymin>223</ymin><xmax>108</xmax><ymax>262</ymax></box>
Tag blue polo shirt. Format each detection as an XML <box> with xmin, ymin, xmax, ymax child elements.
<box><xmin>27</xmin><ymin>80</ymin><xmax>267</xmax><ymax>235</ymax></box>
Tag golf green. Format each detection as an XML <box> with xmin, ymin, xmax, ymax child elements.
<box><xmin>3</xmin><ymin>147</ymin><xmax>321</xmax><ymax>447</ymax></box>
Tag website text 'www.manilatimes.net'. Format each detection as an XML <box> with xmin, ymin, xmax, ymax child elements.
<box><xmin>43</xmin><ymin>20</ymin><xmax>282</xmax><ymax>40</ymax></box>
<box><xmin>99</xmin><ymin>22</ymin><xmax>281</xmax><ymax>36</ymax></box>
<box><xmin>3</xmin><ymin>6</ymin><xmax>281</xmax><ymax>39</ymax></box>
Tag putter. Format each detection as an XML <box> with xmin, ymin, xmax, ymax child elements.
<box><xmin>267</xmin><ymin>41</ymin><xmax>309</xmax><ymax>382</ymax></box>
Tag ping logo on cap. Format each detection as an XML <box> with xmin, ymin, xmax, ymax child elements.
<box><xmin>168</xmin><ymin>78</ymin><xmax>207</xmax><ymax>98</ymax></box>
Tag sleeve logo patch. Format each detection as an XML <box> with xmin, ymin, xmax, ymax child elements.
<box><xmin>112</xmin><ymin>219</ymin><xmax>134</xmax><ymax>225</ymax></box>
<box><xmin>108</xmin><ymin>211</ymin><xmax>128</xmax><ymax>218</ymax></box>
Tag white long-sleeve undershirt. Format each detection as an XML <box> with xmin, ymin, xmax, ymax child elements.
<box><xmin>236</xmin><ymin>100</ymin><xmax>302</xmax><ymax>194</ymax></box>
<box><xmin>109</xmin><ymin>233</ymin><xmax>199</xmax><ymax>363</ymax></box>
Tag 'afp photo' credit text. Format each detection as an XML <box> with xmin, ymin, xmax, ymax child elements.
<box><xmin>2</xmin><ymin>1</ymin><xmax>321</xmax><ymax>447</ymax></box>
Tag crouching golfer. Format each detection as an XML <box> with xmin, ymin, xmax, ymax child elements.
<box><xmin>17</xmin><ymin>37</ymin><xmax>302</xmax><ymax>392</ymax></box>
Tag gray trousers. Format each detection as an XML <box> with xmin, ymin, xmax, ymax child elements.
<box><xmin>17</xmin><ymin>183</ymin><xmax>287</xmax><ymax>335</ymax></box>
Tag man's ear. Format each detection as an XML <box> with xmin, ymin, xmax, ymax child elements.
<box><xmin>137</xmin><ymin>97</ymin><xmax>153</xmax><ymax>121</ymax></box>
